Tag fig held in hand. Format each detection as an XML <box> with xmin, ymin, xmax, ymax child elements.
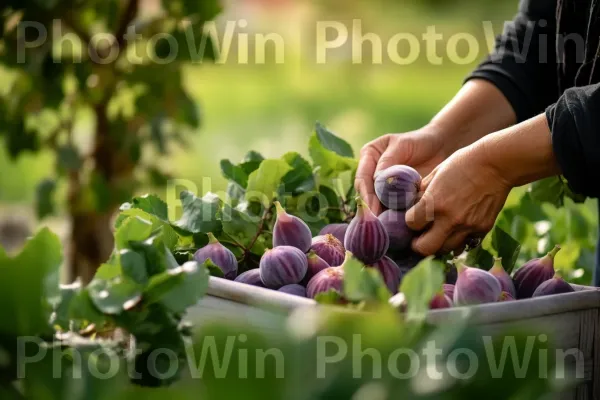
<box><xmin>513</xmin><ymin>245</ymin><xmax>561</xmax><ymax>299</ymax></box>
<box><xmin>378</xmin><ymin>209</ymin><xmax>413</xmax><ymax>254</ymax></box>
<box><xmin>194</xmin><ymin>233</ymin><xmax>238</xmax><ymax>279</ymax></box>
<box><xmin>272</xmin><ymin>201</ymin><xmax>312</xmax><ymax>253</ymax></box>
<box><xmin>532</xmin><ymin>273</ymin><xmax>574</xmax><ymax>297</ymax></box>
<box><xmin>368</xmin><ymin>256</ymin><xmax>403</xmax><ymax>294</ymax></box>
<box><xmin>489</xmin><ymin>257</ymin><xmax>516</xmax><ymax>298</ymax></box>
<box><xmin>310</xmin><ymin>234</ymin><xmax>345</xmax><ymax>267</ymax></box>
<box><xmin>259</xmin><ymin>246</ymin><xmax>308</xmax><ymax>289</ymax></box>
<box><xmin>344</xmin><ymin>197</ymin><xmax>389</xmax><ymax>264</ymax></box>
<box><xmin>374</xmin><ymin>165</ymin><xmax>422</xmax><ymax>210</ymax></box>
<box><xmin>453</xmin><ymin>259</ymin><xmax>502</xmax><ymax>306</ymax></box>
<box><xmin>234</xmin><ymin>269</ymin><xmax>265</xmax><ymax>287</ymax></box>
<box><xmin>318</xmin><ymin>223</ymin><xmax>349</xmax><ymax>244</ymax></box>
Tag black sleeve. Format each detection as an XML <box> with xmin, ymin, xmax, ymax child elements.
<box><xmin>546</xmin><ymin>85</ymin><xmax>600</xmax><ymax>198</ymax></box>
<box><xmin>466</xmin><ymin>0</ymin><xmax>559</xmax><ymax>122</ymax></box>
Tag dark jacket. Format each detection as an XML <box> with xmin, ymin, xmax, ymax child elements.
<box><xmin>467</xmin><ymin>0</ymin><xmax>600</xmax><ymax>198</ymax></box>
<box><xmin>466</xmin><ymin>0</ymin><xmax>600</xmax><ymax>285</ymax></box>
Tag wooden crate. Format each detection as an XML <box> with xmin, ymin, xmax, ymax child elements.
<box><xmin>188</xmin><ymin>277</ymin><xmax>600</xmax><ymax>400</ymax></box>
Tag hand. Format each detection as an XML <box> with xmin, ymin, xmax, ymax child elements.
<box><xmin>405</xmin><ymin>144</ymin><xmax>512</xmax><ymax>256</ymax></box>
<box><xmin>355</xmin><ymin>126</ymin><xmax>447</xmax><ymax>215</ymax></box>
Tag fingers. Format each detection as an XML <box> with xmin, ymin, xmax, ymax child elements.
<box><xmin>405</xmin><ymin>183</ymin><xmax>434</xmax><ymax>232</ymax></box>
<box><xmin>439</xmin><ymin>230</ymin><xmax>469</xmax><ymax>255</ymax></box>
<box><xmin>411</xmin><ymin>219</ymin><xmax>454</xmax><ymax>256</ymax></box>
<box><xmin>355</xmin><ymin>150</ymin><xmax>382</xmax><ymax>215</ymax></box>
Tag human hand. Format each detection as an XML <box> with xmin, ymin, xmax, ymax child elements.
<box><xmin>405</xmin><ymin>144</ymin><xmax>512</xmax><ymax>256</ymax></box>
<box><xmin>355</xmin><ymin>126</ymin><xmax>446</xmax><ymax>215</ymax></box>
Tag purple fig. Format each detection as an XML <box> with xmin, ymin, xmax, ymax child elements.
<box><xmin>344</xmin><ymin>197</ymin><xmax>389</xmax><ymax>264</ymax></box>
<box><xmin>532</xmin><ymin>273</ymin><xmax>574</xmax><ymax>297</ymax></box>
<box><xmin>489</xmin><ymin>257</ymin><xmax>516</xmax><ymax>298</ymax></box>
<box><xmin>453</xmin><ymin>259</ymin><xmax>502</xmax><ymax>306</ymax></box>
<box><xmin>443</xmin><ymin>284</ymin><xmax>455</xmax><ymax>299</ymax></box>
<box><xmin>259</xmin><ymin>246</ymin><xmax>308</xmax><ymax>289</ymax></box>
<box><xmin>318</xmin><ymin>223</ymin><xmax>349</xmax><ymax>244</ymax></box>
<box><xmin>194</xmin><ymin>233</ymin><xmax>238</xmax><ymax>279</ymax></box>
<box><xmin>513</xmin><ymin>245</ymin><xmax>561</xmax><ymax>299</ymax></box>
<box><xmin>393</xmin><ymin>251</ymin><xmax>424</xmax><ymax>276</ymax></box>
<box><xmin>310</xmin><ymin>234</ymin><xmax>345</xmax><ymax>266</ymax></box>
<box><xmin>272</xmin><ymin>201</ymin><xmax>312</xmax><ymax>253</ymax></box>
<box><xmin>307</xmin><ymin>266</ymin><xmax>344</xmax><ymax>299</ymax></box>
<box><xmin>301</xmin><ymin>251</ymin><xmax>331</xmax><ymax>286</ymax></box>
<box><xmin>378</xmin><ymin>209</ymin><xmax>413</xmax><ymax>253</ymax></box>
<box><xmin>278</xmin><ymin>284</ymin><xmax>307</xmax><ymax>297</ymax></box>
<box><xmin>234</xmin><ymin>269</ymin><xmax>265</xmax><ymax>287</ymax></box>
<box><xmin>368</xmin><ymin>256</ymin><xmax>403</xmax><ymax>294</ymax></box>
<box><xmin>374</xmin><ymin>165</ymin><xmax>422</xmax><ymax>210</ymax></box>
<box><xmin>498</xmin><ymin>291</ymin><xmax>515</xmax><ymax>302</ymax></box>
<box><xmin>430</xmin><ymin>292</ymin><xmax>453</xmax><ymax>309</ymax></box>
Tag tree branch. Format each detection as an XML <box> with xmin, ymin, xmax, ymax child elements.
<box><xmin>115</xmin><ymin>0</ymin><xmax>139</xmax><ymax>50</ymax></box>
<box><xmin>62</xmin><ymin>13</ymin><xmax>92</xmax><ymax>45</ymax></box>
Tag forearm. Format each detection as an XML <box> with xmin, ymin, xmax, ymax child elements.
<box><xmin>475</xmin><ymin>114</ymin><xmax>561</xmax><ymax>187</ymax></box>
<box><xmin>429</xmin><ymin>79</ymin><xmax>517</xmax><ymax>157</ymax></box>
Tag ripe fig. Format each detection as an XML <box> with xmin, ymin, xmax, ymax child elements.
<box><xmin>344</xmin><ymin>197</ymin><xmax>389</xmax><ymax>264</ymax></box>
<box><xmin>489</xmin><ymin>257</ymin><xmax>516</xmax><ymax>298</ymax></box>
<box><xmin>368</xmin><ymin>256</ymin><xmax>403</xmax><ymax>294</ymax></box>
<box><xmin>378</xmin><ymin>209</ymin><xmax>413</xmax><ymax>253</ymax></box>
<box><xmin>453</xmin><ymin>259</ymin><xmax>502</xmax><ymax>306</ymax></box>
<box><xmin>430</xmin><ymin>292</ymin><xmax>453</xmax><ymax>309</ymax></box>
<box><xmin>306</xmin><ymin>266</ymin><xmax>344</xmax><ymax>299</ymax></box>
<box><xmin>498</xmin><ymin>291</ymin><xmax>515</xmax><ymax>302</ymax></box>
<box><xmin>278</xmin><ymin>284</ymin><xmax>307</xmax><ymax>297</ymax></box>
<box><xmin>301</xmin><ymin>251</ymin><xmax>331</xmax><ymax>286</ymax></box>
<box><xmin>194</xmin><ymin>233</ymin><xmax>238</xmax><ymax>279</ymax></box>
<box><xmin>443</xmin><ymin>284</ymin><xmax>455</xmax><ymax>299</ymax></box>
<box><xmin>259</xmin><ymin>246</ymin><xmax>308</xmax><ymax>289</ymax></box>
<box><xmin>272</xmin><ymin>201</ymin><xmax>312</xmax><ymax>253</ymax></box>
<box><xmin>532</xmin><ymin>273</ymin><xmax>574</xmax><ymax>297</ymax></box>
<box><xmin>318</xmin><ymin>223</ymin><xmax>349</xmax><ymax>244</ymax></box>
<box><xmin>513</xmin><ymin>245</ymin><xmax>561</xmax><ymax>299</ymax></box>
<box><xmin>234</xmin><ymin>269</ymin><xmax>265</xmax><ymax>287</ymax></box>
<box><xmin>393</xmin><ymin>251</ymin><xmax>424</xmax><ymax>276</ymax></box>
<box><xmin>374</xmin><ymin>165</ymin><xmax>422</xmax><ymax>210</ymax></box>
<box><xmin>310</xmin><ymin>234</ymin><xmax>345</xmax><ymax>266</ymax></box>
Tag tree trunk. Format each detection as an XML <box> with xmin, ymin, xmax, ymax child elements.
<box><xmin>67</xmin><ymin>103</ymin><xmax>135</xmax><ymax>283</ymax></box>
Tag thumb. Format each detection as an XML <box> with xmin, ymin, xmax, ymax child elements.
<box><xmin>374</xmin><ymin>136</ymin><xmax>415</xmax><ymax>176</ymax></box>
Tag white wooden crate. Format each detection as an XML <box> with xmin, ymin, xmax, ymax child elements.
<box><xmin>188</xmin><ymin>277</ymin><xmax>600</xmax><ymax>400</ymax></box>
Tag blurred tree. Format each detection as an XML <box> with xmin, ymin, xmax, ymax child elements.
<box><xmin>0</xmin><ymin>0</ymin><xmax>221</xmax><ymax>282</ymax></box>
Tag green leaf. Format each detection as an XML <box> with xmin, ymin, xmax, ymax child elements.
<box><xmin>68</xmin><ymin>288</ymin><xmax>107</xmax><ymax>325</ymax></box>
<box><xmin>0</xmin><ymin>228</ymin><xmax>62</xmax><ymax>336</ymax></box>
<box><xmin>399</xmin><ymin>257</ymin><xmax>444</xmax><ymax>320</ymax></box>
<box><xmin>245</xmin><ymin>159</ymin><xmax>292</xmax><ymax>207</ymax></box>
<box><xmin>343</xmin><ymin>256</ymin><xmax>390</xmax><ymax>303</ymax></box>
<box><xmin>309</xmin><ymin>125</ymin><xmax>358</xmax><ymax>178</ymax></box>
<box><xmin>119</xmin><ymin>249</ymin><xmax>149</xmax><ymax>285</ymax></box>
<box><xmin>181</xmin><ymin>0</ymin><xmax>223</xmax><ymax>19</ymax></box>
<box><xmin>204</xmin><ymin>259</ymin><xmax>225</xmax><ymax>278</ymax></box>
<box><xmin>174</xmin><ymin>191</ymin><xmax>222</xmax><ymax>234</ymax></box>
<box><xmin>465</xmin><ymin>246</ymin><xmax>494</xmax><ymax>270</ymax></box>
<box><xmin>35</xmin><ymin>178</ymin><xmax>56</xmax><ymax>219</ymax></box>
<box><xmin>281</xmin><ymin>152</ymin><xmax>315</xmax><ymax>194</ymax></box>
<box><xmin>51</xmin><ymin>281</ymin><xmax>82</xmax><ymax>330</ymax></box>
<box><xmin>130</xmin><ymin>232</ymin><xmax>178</xmax><ymax>277</ymax></box>
<box><xmin>220</xmin><ymin>159</ymin><xmax>249</xmax><ymax>188</ymax></box>
<box><xmin>5</xmin><ymin>119</ymin><xmax>39</xmax><ymax>159</ymax></box>
<box><xmin>315</xmin><ymin>122</ymin><xmax>355</xmax><ymax>158</ymax></box>
<box><xmin>221</xmin><ymin>204</ymin><xmax>260</xmax><ymax>247</ymax></box>
<box><xmin>115</xmin><ymin>216</ymin><xmax>153</xmax><ymax>249</ymax></box>
<box><xmin>491</xmin><ymin>226</ymin><xmax>521</xmax><ymax>274</ymax></box>
<box><xmin>88</xmin><ymin>276</ymin><xmax>142</xmax><ymax>315</ymax></box>
<box><xmin>529</xmin><ymin>177</ymin><xmax>566</xmax><ymax>207</ymax></box>
<box><xmin>314</xmin><ymin>289</ymin><xmax>345</xmax><ymax>304</ymax></box>
<box><xmin>132</xmin><ymin>194</ymin><xmax>169</xmax><ymax>221</ymax></box>
<box><xmin>160</xmin><ymin>261</ymin><xmax>210</xmax><ymax>313</ymax></box>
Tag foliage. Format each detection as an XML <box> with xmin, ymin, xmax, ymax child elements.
<box><xmin>0</xmin><ymin>0</ymin><xmax>221</xmax><ymax>278</ymax></box>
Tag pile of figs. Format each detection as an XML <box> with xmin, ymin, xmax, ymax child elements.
<box><xmin>193</xmin><ymin>165</ymin><xmax>577</xmax><ymax>306</ymax></box>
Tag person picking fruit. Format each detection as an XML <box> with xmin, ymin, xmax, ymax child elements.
<box><xmin>355</xmin><ymin>0</ymin><xmax>600</xmax><ymax>286</ymax></box>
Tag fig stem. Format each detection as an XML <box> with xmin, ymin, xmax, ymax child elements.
<box><xmin>452</xmin><ymin>258</ymin><xmax>466</xmax><ymax>273</ymax></box>
<box><xmin>492</xmin><ymin>257</ymin><xmax>504</xmax><ymax>270</ymax></box>
<box><xmin>547</xmin><ymin>245</ymin><xmax>561</xmax><ymax>259</ymax></box>
<box><xmin>274</xmin><ymin>201</ymin><xmax>289</xmax><ymax>219</ymax></box>
<box><xmin>207</xmin><ymin>232</ymin><xmax>218</xmax><ymax>244</ymax></box>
